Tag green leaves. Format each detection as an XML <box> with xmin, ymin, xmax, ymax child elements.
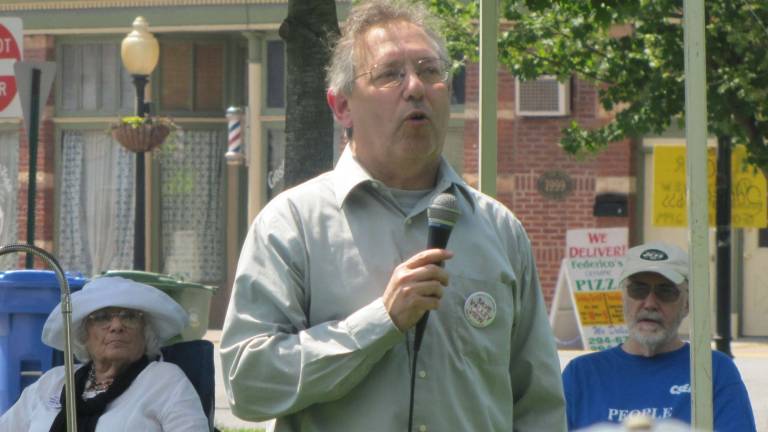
<box><xmin>426</xmin><ymin>0</ymin><xmax>479</xmax><ymax>63</ymax></box>
<box><xmin>428</xmin><ymin>0</ymin><xmax>768</xmax><ymax>171</ymax></box>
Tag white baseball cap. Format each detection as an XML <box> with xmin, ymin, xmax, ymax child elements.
<box><xmin>619</xmin><ymin>242</ymin><xmax>689</xmax><ymax>284</ymax></box>
<box><xmin>42</xmin><ymin>276</ymin><xmax>187</xmax><ymax>350</ymax></box>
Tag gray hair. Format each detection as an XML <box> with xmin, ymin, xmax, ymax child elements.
<box><xmin>326</xmin><ymin>0</ymin><xmax>449</xmax><ymax>95</ymax></box>
<box><xmin>73</xmin><ymin>317</ymin><xmax>162</xmax><ymax>362</ymax></box>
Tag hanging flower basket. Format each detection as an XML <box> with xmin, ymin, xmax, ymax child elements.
<box><xmin>110</xmin><ymin>116</ymin><xmax>176</xmax><ymax>153</ymax></box>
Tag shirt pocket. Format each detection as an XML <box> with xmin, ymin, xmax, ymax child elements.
<box><xmin>440</xmin><ymin>274</ymin><xmax>515</xmax><ymax>367</ymax></box>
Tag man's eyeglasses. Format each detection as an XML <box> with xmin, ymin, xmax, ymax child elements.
<box><xmin>355</xmin><ymin>58</ymin><xmax>451</xmax><ymax>89</ymax></box>
<box><xmin>625</xmin><ymin>281</ymin><xmax>682</xmax><ymax>303</ymax></box>
<box><xmin>87</xmin><ymin>309</ymin><xmax>144</xmax><ymax>329</ymax></box>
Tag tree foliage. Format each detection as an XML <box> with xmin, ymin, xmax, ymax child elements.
<box><xmin>429</xmin><ymin>0</ymin><xmax>768</xmax><ymax>169</ymax></box>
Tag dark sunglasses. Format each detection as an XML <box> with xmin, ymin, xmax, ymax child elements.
<box><xmin>626</xmin><ymin>281</ymin><xmax>682</xmax><ymax>303</ymax></box>
<box><xmin>87</xmin><ymin>309</ymin><xmax>144</xmax><ymax>329</ymax></box>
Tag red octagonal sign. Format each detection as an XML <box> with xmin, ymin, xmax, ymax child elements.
<box><xmin>0</xmin><ymin>75</ymin><xmax>17</xmax><ymax>111</ymax></box>
<box><xmin>0</xmin><ymin>24</ymin><xmax>21</xmax><ymax>61</ymax></box>
<box><xmin>0</xmin><ymin>18</ymin><xmax>22</xmax><ymax>118</ymax></box>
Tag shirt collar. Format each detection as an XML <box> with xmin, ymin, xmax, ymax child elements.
<box><xmin>332</xmin><ymin>146</ymin><xmax>475</xmax><ymax>213</ymax></box>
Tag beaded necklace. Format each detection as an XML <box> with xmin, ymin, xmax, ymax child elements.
<box><xmin>83</xmin><ymin>367</ymin><xmax>113</xmax><ymax>398</ymax></box>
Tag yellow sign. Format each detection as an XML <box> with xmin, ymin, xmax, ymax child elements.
<box><xmin>653</xmin><ymin>145</ymin><xmax>767</xmax><ymax>227</ymax></box>
<box><xmin>574</xmin><ymin>291</ymin><xmax>625</xmax><ymax>326</ymax></box>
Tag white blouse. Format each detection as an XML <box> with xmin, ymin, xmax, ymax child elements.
<box><xmin>0</xmin><ymin>361</ymin><xmax>209</xmax><ymax>431</ymax></box>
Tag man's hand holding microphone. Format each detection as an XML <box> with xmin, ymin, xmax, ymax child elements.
<box><xmin>382</xmin><ymin>248</ymin><xmax>453</xmax><ymax>332</ymax></box>
<box><xmin>382</xmin><ymin>193</ymin><xmax>460</xmax><ymax>348</ymax></box>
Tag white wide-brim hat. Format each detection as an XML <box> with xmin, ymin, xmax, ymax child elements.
<box><xmin>42</xmin><ymin>276</ymin><xmax>188</xmax><ymax>350</ymax></box>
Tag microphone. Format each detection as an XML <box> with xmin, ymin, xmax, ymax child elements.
<box><xmin>414</xmin><ymin>192</ymin><xmax>460</xmax><ymax>352</ymax></box>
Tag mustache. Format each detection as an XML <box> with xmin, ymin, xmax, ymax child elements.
<box><xmin>634</xmin><ymin>311</ymin><xmax>663</xmax><ymax>324</ymax></box>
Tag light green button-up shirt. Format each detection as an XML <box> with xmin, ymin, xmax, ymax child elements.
<box><xmin>221</xmin><ymin>148</ymin><xmax>566</xmax><ymax>431</ymax></box>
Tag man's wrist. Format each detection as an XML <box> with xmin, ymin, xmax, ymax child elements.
<box><xmin>345</xmin><ymin>298</ymin><xmax>403</xmax><ymax>349</ymax></box>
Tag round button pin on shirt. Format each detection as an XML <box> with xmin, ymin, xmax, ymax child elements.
<box><xmin>463</xmin><ymin>291</ymin><xmax>497</xmax><ymax>328</ymax></box>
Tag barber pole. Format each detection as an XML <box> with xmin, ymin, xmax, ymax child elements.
<box><xmin>225</xmin><ymin>106</ymin><xmax>245</xmax><ymax>165</ymax></box>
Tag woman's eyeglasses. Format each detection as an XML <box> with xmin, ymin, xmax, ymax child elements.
<box><xmin>625</xmin><ymin>281</ymin><xmax>682</xmax><ymax>303</ymax></box>
<box><xmin>87</xmin><ymin>309</ymin><xmax>144</xmax><ymax>329</ymax></box>
<box><xmin>355</xmin><ymin>58</ymin><xmax>451</xmax><ymax>89</ymax></box>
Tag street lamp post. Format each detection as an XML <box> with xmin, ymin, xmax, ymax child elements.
<box><xmin>120</xmin><ymin>16</ymin><xmax>159</xmax><ymax>270</ymax></box>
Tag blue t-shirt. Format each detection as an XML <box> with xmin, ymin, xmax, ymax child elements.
<box><xmin>562</xmin><ymin>343</ymin><xmax>755</xmax><ymax>431</ymax></box>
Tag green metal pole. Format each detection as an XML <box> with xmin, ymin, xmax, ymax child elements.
<box><xmin>682</xmin><ymin>0</ymin><xmax>713</xmax><ymax>429</ymax></box>
<box><xmin>132</xmin><ymin>75</ymin><xmax>148</xmax><ymax>271</ymax></box>
<box><xmin>478</xmin><ymin>0</ymin><xmax>497</xmax><ymax>197</ymax></box>
<box><xmin>24</xmin><ymin>68</ymin><xmax>41</xmax><ymax>268</ymax></box>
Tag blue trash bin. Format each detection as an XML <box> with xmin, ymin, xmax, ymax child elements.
<box><xmin>0</xmin><ymin>270</ymin><xmax>88</xmax><ymax>414</ymax></box>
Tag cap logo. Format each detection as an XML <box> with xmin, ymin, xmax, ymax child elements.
<box><xmin>640</xmin><ymin>249</ymin><xmax>668</xmax><ymax>261</ymax></box>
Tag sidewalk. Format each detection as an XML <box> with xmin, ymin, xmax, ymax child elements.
<box><xmin>205</xmin><ymin>331</ymin><xmax>768</xmax><ymax>431</ymax></box>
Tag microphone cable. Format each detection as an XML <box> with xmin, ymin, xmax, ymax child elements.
<box><xmin>407</xmin><ymin>328</ymin><xmax>422</xmax><ymax>432</ymax></box>
<box><xmin>406</xmin><ymin>192</ymin><xmax>460</xmax><ymax>431</ymax></box>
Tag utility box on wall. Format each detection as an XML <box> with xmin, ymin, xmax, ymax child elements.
<box><xmin>594</xmin><ymin>193</ymin><xmax>628</xmax><ymax>217</ymax></box>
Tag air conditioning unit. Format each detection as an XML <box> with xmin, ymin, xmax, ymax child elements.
<box><xmin>515</xmin><ymin>76</ymin><xmax>571</xmax><ymax>117</ymax></box>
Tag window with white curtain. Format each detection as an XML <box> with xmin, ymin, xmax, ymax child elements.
<box><xmin>57</xmin><ymin>128</ymin><xmax>228</xmax><ymax>283</ymax></box>
<box><xmin>159</xmin><ymin>129</ymin><xmax>227</xmax><ymax>283</ymax></box>
<box><xmin>57</xmin><ymin>130</ymin><xmax>135</xmax><ymax>276</ymax></box>
<box><xmin>58</xmin><ymin>41</ymin><xmax>133</xmax><ymax>116</ymax></box>
<box><xmin>0</xmin><ymin>130</ymin><xmax>19</xmax><ymax>270</ymax></box>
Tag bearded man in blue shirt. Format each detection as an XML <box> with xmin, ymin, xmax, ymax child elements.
<box><xmin>562</xmin><ymin>242</ymin><xmax>756</xmax><ymax>431</ymax></box>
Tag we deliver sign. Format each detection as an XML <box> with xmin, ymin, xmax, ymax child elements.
<box><xmin>550</xmin><ymin>227</ymin><xmax>630</xmax><ymax>350</ymax></box>
<box><xmin>0</xmin><ymin>18</ymin><xmax>22</xmax><ymax>118</ymax></box>
<box><xmin>566</xmin><ymin>227</ymin><xmax>628</xmax><ymax>259</ymax></box>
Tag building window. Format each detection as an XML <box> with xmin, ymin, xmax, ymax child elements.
<box><xmin>195</xmin><ymin>44</ymin><xmax>225</xmax><ymax>111</ymax></box>
<box><xmin>161</xmin><ymin>42</ymin><xmax>194</xmax><ymax>111</ymax></box>
<box><xmin>159</xmin><ymin>41</ymin><xmax>226</xmax><ymax>113</ymax></box>
<box><xmin>56</xmin><ymin>127</ymin><xmax>228</xmax><ymax>284</ymax></box>
<box><xmin>58</xmin><ymin>41</ymin><xmax>133</xmax><ymax>115</ymax></box>
<box><xmin>0</xmin><ymin>131</ymin><xmax>19</xmax><ymax>270</ymax></box>
<box><xmin>451</xmin><ymin>65</ymin><xmax>466</xmax><ymax>105</ymax></box>
<box><xmin>759</xmin><ymin>229</ymin><xmax>768</xmax><ymax>248</ymax></box>
<box><xmin>57</xmin><ymin>130</ymin><xmax>135</xmax><ymax>276</ymax></box>
<box><xmin>266</xmin><ymin>128</ymin><xmax>286</xmax><ymax>200</ymax></box>
<box><xmin>158</xmin><ymin>129</ymin><xmax>227</xmax><ymax>282</ymax></box>
<box><xmin>266</xmin><ymin>40</ymin><xmax>286</xmax><ymax>109</ymax></box>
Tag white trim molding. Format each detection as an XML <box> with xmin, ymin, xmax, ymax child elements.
<box><xmin>0</xmin><ymin>0</ymin><xmax>294</xmax><ymax>12</ymax></box>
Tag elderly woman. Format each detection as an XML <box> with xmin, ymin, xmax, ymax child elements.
<box><xmin>0</xmin><ymin>277</ymin><xmax>209</xmax><ymax>431</ymax></box>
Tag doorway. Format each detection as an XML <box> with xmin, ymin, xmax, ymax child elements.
<box><xmin>741</xmin><ymin>228</ymin><xmax>768</xmax><ymax>336</ymax></box>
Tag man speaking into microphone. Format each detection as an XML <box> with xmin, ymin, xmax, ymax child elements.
<box><xmin>220</xmin><ymin>1</ymin><xmax>565</xmax><ymax>431</ymax></box>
